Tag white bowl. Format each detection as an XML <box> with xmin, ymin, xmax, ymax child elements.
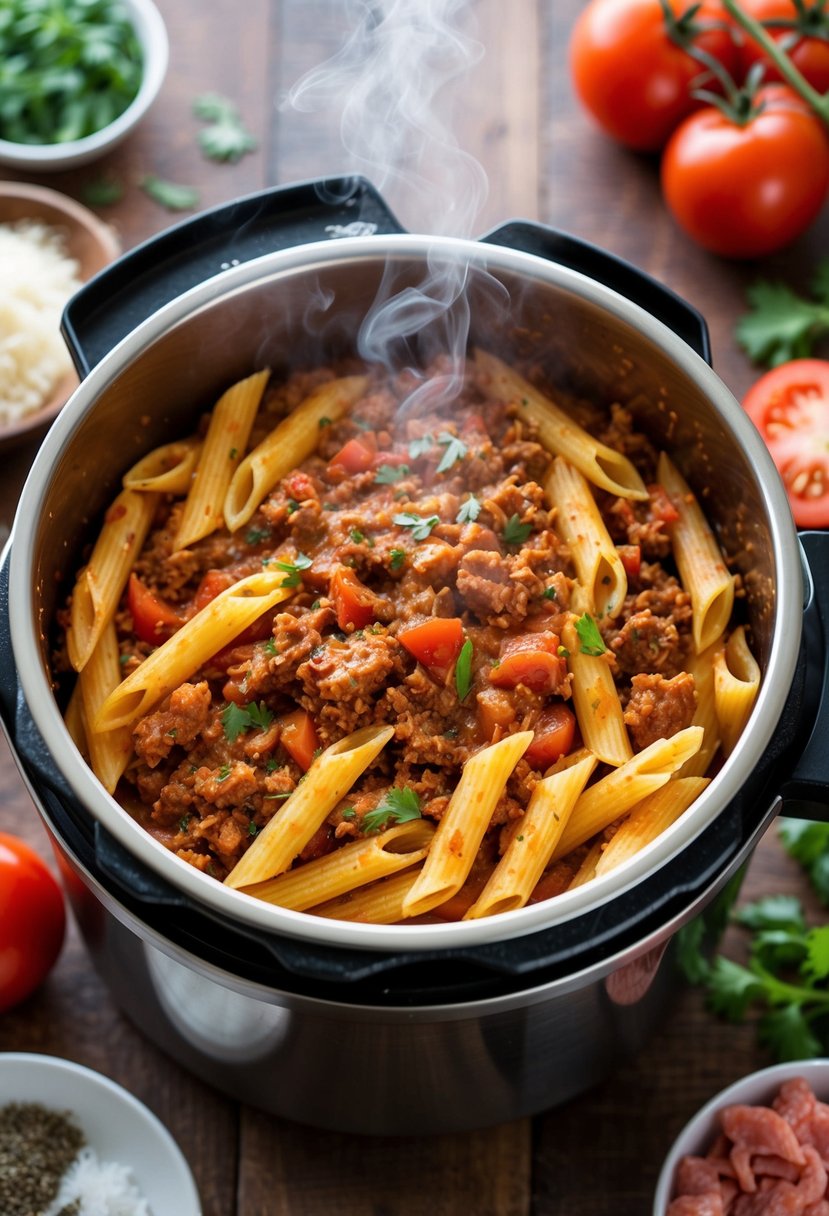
<box><xmin>653</xmin><ymin>1059</ymin><xmax>829</xmax><ymax>1214</ymax></box>
<box><xmin>0</xmin><ymin>1052</ymin><xmax>201</xmax><ymax>1215</ymax></box>
<box><xmin>0</xmin><ymin>0</ymin><xmax>169</xmax><ymax>171</ymax></box>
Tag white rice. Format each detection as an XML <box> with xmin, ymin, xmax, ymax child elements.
<box><xmin>44</xmin><ymin>1145</ymin><xmax>151</xmax><ymax>1216</ymax></box>
<box><xmin>0</xmin><ymin>219</ymin><xmax>82</xmax><ymax>427</ymax></box>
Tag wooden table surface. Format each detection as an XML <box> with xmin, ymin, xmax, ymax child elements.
<box><xmin>1</xmin><ymin>2</ymin><xmax>826</xmax><ymax>1212</ymax></box>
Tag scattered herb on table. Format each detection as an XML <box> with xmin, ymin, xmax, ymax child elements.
<box><xmin>193</xmin><ymin>91</ymin><xmax>257</xmax><ymax>163</ymax></box>
<box><xmin>81</xmin><ymin>176</ymin><xmax>125</xmax><ymax>206</ymax></box>
<box><xmin>141</xmin><ymin>175</ymin><xmax>200</xmax><ymax>212</ymax></box>
<box><xmin>779</xmin><ymin>819</ymin><xmax>829</xmax><ymax>905</ymax></box>
<box><xmin>362</xmin><ymin>786</ymin><xmax>422</xmax><ymax>834</ymax></box>
<box><xmin>736</xmin><ymin>262</ymin><xmax>829</xmax><ymax>368</ymax></box>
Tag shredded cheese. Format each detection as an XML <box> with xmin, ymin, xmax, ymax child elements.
<box><xmin>0</xmin><ymin>219</ymin><xmax>82</xmax><ymax>427</ymax></box>
<box><xmin>45</xmin><ymin>1145</ymin><xmax>151</xmax><ymax>1216</ymax></box>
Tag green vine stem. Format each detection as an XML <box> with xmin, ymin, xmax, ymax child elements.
<box><xmin>722</xmin><ymin>0</ymin><xmax>829</xmax><ymax>123</ymax></box>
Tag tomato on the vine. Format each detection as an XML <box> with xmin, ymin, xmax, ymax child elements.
<box><xmin>0</xmin><ymin>833</ymin><xmax>65</xmax><ymax>1013</ymax></box>
<box><xmin>661</xmin><ymin>83</ymin><xmax>829</xmax><ymax>257</ymax></box>
<box><xmin>738</xmin><ymin>0</ymin><xmax>829</xmax><ymax>94</ymax></box>
<box><xmin>569</xmin><ymin>0</ymin><xmax>739</xmax><ymax>152</ymax></box>
<box><xmin>742</xmin><ymin>359</ymin><xmax>829</xmax><ymax>529</ymax></box>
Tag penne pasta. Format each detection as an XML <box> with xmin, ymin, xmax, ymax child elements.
<box><xmin>123</xmin><ymin>437</ymin><xmax>202</xmax><ymax>494</ymax></box>
<box><xmin>566</xmin><ymin>839</ymin><xmax>605</xmax><ymax>889</ymax></box>
<box><xmin>67</xmin><ymin>488</ymin><xmax>159</xmax><ymax>672</ymax></box>
<box><xmin>658</xmin><ymin>451</ymin><xmax>734</xmax><ymax>655</ymax></box>
<box><xmin>562</xmin><ymin>613</ymin><xmax>633</xmax><ymax>767</ymax></box>
<box><xmin>224</xmin><ymin>725</ymin><xmax>395</xmax><ymax>889</ymax></box>
<box><xmin>174</xmin><ymin>369</ymin><xmax>270</xmax><ymax>551</ymax></box>
<box><xmin>312</xmin><ymin>869</ymin><xmax>422</xmax><ymax>924</ymax></box>
<box><xmin>94</xmin><ymin>571</ymin><xmax>295</xmax><ymax>731</ymax></box>
<box><xmin>545</xmin><ymin>456</ymin><xmax>627</xmax><ymax>619</ymax></box>
<box><xmin>402</xmin><ymin>731</ymin><xmax>533</xmax><ymax>919</ymax></box>
<box><xmin>473</xmin><ymin>349</ymin><xmax>647</xmax><ymax>500</ymax></box>
<box><xmin>714</xmin><ymin>625</ymin><xmax>761</xmax><ymax>757</ymax></box>
<box><xmin>79</xmin><ymin>620</ymin><xmax>133</xmax><ymax>794</ymax></box>
<box><xmin>678</xmin><ymin>639</ymin><xmax>722</xmax><ymax>779</ymax></box>
<box><xmin>551</xmin><ymin>725</ymin><xmax>704</xmax><ymax>860</ymax></box>
<box><xmin>63</xmin><ymin>681</ymin><xmax>89</xmax><ymax>759</ymax></box>
<box><xmin>241</xmin><ymin>819</ymin><xmax>434</xmax><ymax>910</ymax></box>
<box><xmin>594</xmin><ymin>776</ymin><xmax>709</xmax><ymax>876</ymax></box>
<box><xmin>224</xmin><ymin>375</ymin><xmax>369</xmax><ymax>532</ymax></box>
<box><xmin>464</xmin><ymin>752</ymin><xmax>597</xmax><ymax>918</ymax></box>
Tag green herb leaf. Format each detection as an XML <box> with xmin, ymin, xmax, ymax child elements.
<box><xmin>575</xmin><ymin>612</ymin><xmax>607</xmax><ymax>657</ymax></box>
<box><xmin>706</xmin><ymin>956</ymin><xmax>766</xmax><ymax>1021</ymax></box>
<box><xmin>389</xmin><ymin>547</ymin><xmax>406</xmax><ymax>570</ymax></box>
<box><xmin>779</xmin><ymin>818</ymin><xmax>829</xmax><ymax>905</ymax></box>
<box><xmin>81</xmin><ymin>176</ymin><xmax>124</xmax><ymax>206</ymax></box>
<box><xmin>759</xmin><ymin>1004</ymin><xmax>822</xmax><ymax>1062</ymax></box>
<box><xmin>375</xmin><ymin>463</ymin><xmax>409</xmax><ymax>485</ymax></box>
<box><xmin>393</xmin><ymin>512</ymin><xmax>440</xmax><ymax>542</ymax></box>
<box><xmin>193</xmin><ymin>92</ymin><xmax>257</xmax><ymax>163</ymax></box>
<box><xmin>245</xmin><ymin>526</ymin><xmax>271</xmax><ymax>545</ymax></box>
<box><xmin>408</xmin><ymin>434</ymin><xmax>434</xmax><ymax>460</ymax></box>
<box><xmin>542</xmin><ymin>585</ymin><xmax>557</xmax><ymax>600</ymax></box>
<box><xmin>502</xmin><ymin>514</ymin><xmax>532</xmax><ymax>547</ymax></box>
<box><xmin>274</xmin><ymin>552</ymin><xmax>312</xmax><ymax>588</ymax></box>
<box><xmin>735</xmin><ymin>264</ymin><xmax>829</xmax><ymax>368</ymax></box>
<box><xmin>805</xmin><ymin>926</ymin><xmax>829</xmax><ymax>983</ymax></box>
<box><xmin>141</xmin><ymin>175</ymin><xmax>200</xmax><ymax>212</ymax></box>
<box><xmin>456</xmin><ymin>495</ymin><xmax>481</xmax><ymax>524</ymax></box>
<box><xmin>216</xmin><ymin>763</ymin><xmax>232</xmax><ymax>782</ymax></box>
<box><xmin>736</xmin><ymin>894</ymin><xmax>805</xmax><ymax>934</ymax></box>
<box><xmin>362</xmin><ymin>786</ymin><xmax>422</xmax><ymax>834</ymax></box>
<box><xmin>435</xmin><ymin>430</ymin><xmax>468</xmax><ymax>474</ymax></box>
<box><xmin>221</xmin><ymin>700</ymin><xmax>274</xmax><ymax>742</ymax></box>
<box><xmin>455</xmin><ymin>637</ymin><xmax>473</xmax><ymax>702</ymax></box>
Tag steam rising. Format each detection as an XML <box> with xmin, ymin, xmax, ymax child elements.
<box><xmin>284</xmin><ymin>0</ymin><xmax>500</xmax><ymax>411</ymax></box>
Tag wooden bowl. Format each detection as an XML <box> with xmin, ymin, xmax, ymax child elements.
<box><xmin>0</xmin><ymin>182</ymin><xmax>121</xmax><ymax>451</ymax></box>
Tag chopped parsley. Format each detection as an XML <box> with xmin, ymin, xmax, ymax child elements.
<box><xmin>193</xmin><ymin>92</ymin><xmax>257</xmax><ymax>163</ymax></box>
<box><xmin>393</xmin><ymin>512</ymin><xmax>440</xmax><ymax>541</ymax></box>
<box><xmin>435</xmin><ymin>431</ymin><xmax>468</xmax><ymax>474</ymax></box>
<box><xmin>216</xmin><ymin>764</ymin><xmax>232</xmax><ymax>782</ymax></box>
<box><xmin>456</xmin><ymin>494</ymin><xmax>481</xmax><ymax>525</ymax></box>
<box><xmin>341</xmin><ymin>807</ymin><xmax>356</xmax><ymax>820</ymax></box>
<box><xmin>229</xmin><ymin>447</ymin><xmax>238</xmax><ymax>460</ymax></box>
<box><xmin>221</xmin><ymin>700</ymin><xmax>275</xmax><ymax>742</ymax></box>
<box><xmin>502</xmin><ymin>514</ymin><xmax>533</xmax><ymax>547</ymax></box>
<box><xmin>455</xmin><ymin>638</ymin><xmax>474</xmax><ymax>702</ymax></box>
<box><xmin>119</xmin><ymin>653</ymin><xmax>131</xmax><ymax>666</ymax></box>
<box><xmin>389</xmin><ymin>548</ymin><xmax>406</xmax><ymax>571</ymax></box>
<box><xmin>178</xmin><ymin>816</ymin><xmax>190</xmax><ymax>833</ymax></box>
<box><xmin>557</xmin><ymin>645</ymin><xmax>570</xmax><ymax>658</ymax></box>
<box><xmin>375</xmin><ymin>463</ymin><xmax>409</xmax><ymax>485</ymax></box>
<box><xmin>287</xmin><ymin>498</ymin><xmax>299</xmax><ymax>514</ymax></box>
<box><xmin>265</xmin><ymin>758</ymin><xmax>279</xmax><ymax>772</ymax></box>
<box><xmin>362</xmin><ymin>786</ymin><xmax>422</xmax><ymax>834</ymax></box>
<box><xmin>245</xmin><ymin>526</ymin><xmax>271</xmax><ymax>545</ymax></box>
<box><xmin>350</xmin><ymin>529</ymin><xmax>374</xmax><ymax>547</ymax></box>
<box><xmin>575</xmin><ymin>613</ymin><xmax>607</xmax><ymax>657</ymax></box>
<box><xmin>263</xmin><ymin>638</ymin><xmax>277</xmax><ymax>656</ymax></box>
<box><xmin>248</xmin><ymin>822</ymin><xmax>260</xmax><ymax>837</ymax></box>
<box><xmin>408</xmin><ymin>433</ymin><xmax>435</xmax><ymax>460</ymax></box>
<box><xmin>542</xmin><ymin>585</ymin><xmax>557</xmax><ymax>600</ymax></box>
<box><xmin>318</xmin><ymin>416</ymin><xmax>332</xmax><ymax>428</ymax></box>
<box><xmin>274</xmin><ymin>552</ymin><xmax>312</xmax><ymax>588</ymax></box>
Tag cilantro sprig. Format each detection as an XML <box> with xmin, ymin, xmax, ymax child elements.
<box><xmin>221</xmin><ymin>700</ymin><xmax>274</xmax><ymax>743</ymax></box>
<box><xmin>736</xmin><ymin>262</ymin><xmax>829</xmax><ymax>368</ymax></box>
<box><xmin>575</xmin><ymin>612</ymin><xmax>607</xmax><ymax>656</ymax></box>
<box><xmin>779</xmin><ymin>819</ymin><xmax>829</xmax><ymax>905</ymax></box>
<box><xmin>193</xmin><ymin>92</ymin><xmax>257</xmax><ymax>163</ymax></box>
<box><xmin>362</xmin><ymin>787</ymin><xmax>422</xmax><ymax>834</ymax></box>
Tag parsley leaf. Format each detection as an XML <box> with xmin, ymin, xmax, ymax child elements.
<box><xmin>435</xmin><ymin>431</ymin><xmax>468</xmax><ymax>474</ymax></box>
<box><xmin>274</xmin><ymin>552</ymin><xmax>312</xmax><ymax>588</ymax></box>
<box><xmin>221</xmin><ymin>700</ymin><xmax>274</xmax><ymax>742</ymax></box>
<box><xmin>193</xmin><ymin>92</ymin><xmax>257</xmax><ymax>163</ymax></box>
<box><xmin>393</xmin><ymin>512</ymin><xmax>440</xmax><ymax>541</ymax></box>
<box><xmin>362</xmin><ymin>786</ymin><xmax>422</xmax><ymax>834</ymax></box>
<box><xmin>141</xmin><ymin>176</ymin><xmax>200</xmax><ymax>212</ymax></box>
<box><xmin>735</xmin><ymin>263</ymin><xmax>829</xmax><ymax>368</ymax></box>
<box><xmin>389</xmin><ymin>547</ymin><xmax>406</xmax><ymax>571</ymax></box>
<box><xmin>408</xmin><ymin>434</ymin><xmax>435</xmax><ymax>460</ymax></box>
<box><xmin>575</xmin><ymin>612</ymin><xmax>607</xmax><ymax>657</ymax></box>
<box><xmin>375</xmin><ymin>463</ymin><xmax>409</xmax><ymax>485</ymax></box>
<box><xmin>455</xmin><ymin>638</ymin><xmax>473</xmax><ymax>702</ymax></box>
<box><xmin>456</xmin><ymin>495</ymin><xmax>481</xmax><ymax>524</ymax></box>
<box><xmin>779</xmin><ymin>818</ymin><xmax>829</xmax><ymax>905</ymax></box>
<box><xmin>502</xmin><ymin>514</ymin><xmax>532</xmax><ymax>547</ymax></box>
<box><xmin>759</xmin><ymin>1004</ymin><xmax>822</xmax><ymax>1062</ymax></box>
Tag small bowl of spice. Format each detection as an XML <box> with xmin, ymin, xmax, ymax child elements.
<box><xmin>0</xmin><ymin>181</ymin><xmax>120</xmax><ymax>449</ymax></box>
<box><xmin>0</xmin><ymin>1052</ymin><xmax>201</xmax><ymax>1215</ymax></box>
<box><xmin>0</xmin><ymin>0</ymin><xmax>168</xmax><ymax>172</ymax></box>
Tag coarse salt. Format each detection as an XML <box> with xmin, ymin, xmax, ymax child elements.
<box><xmin>0</xmin><ymin>219</ymin><xmax>82</xmax><ymax>427</ymax></box>
<box><xmin>45</xmin><ymin>1145</ymin><xmax>151</xmax><ymax>1216</ymax></box>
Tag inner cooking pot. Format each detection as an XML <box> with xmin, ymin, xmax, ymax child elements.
<box><xmin>5</xmin><ymin>176</ymin><xmax>829</xmax><ymax>978</ymax></box>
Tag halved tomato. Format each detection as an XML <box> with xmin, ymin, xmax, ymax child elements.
<box><xmin>742</xmin><ymin>360</ymin><xmax>829</xmax><ymax>529</ymax></box>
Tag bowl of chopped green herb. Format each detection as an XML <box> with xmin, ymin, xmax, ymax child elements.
<box><xmin>0</xmin><ymin>0</ymin><xmax>168</xmax><ymax>171</ymax></box>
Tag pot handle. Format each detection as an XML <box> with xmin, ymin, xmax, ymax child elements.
<box><xmin>780</xmin><ymin>529</ymin><xmax>829</xmax><ymax>817</ymax></box>
<box><xmin>479</xmin><ymin>221</ymin><xmax>712</xmax><ymax>366</ymax></box>
<box><xmin>62</xmin><ymin>175</ymin><xmax>405</xmax><ymax>376</ymax></box>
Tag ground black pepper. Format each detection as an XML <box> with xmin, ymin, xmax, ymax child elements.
<box><xmin>0</xmin><ymin>1102</ymin><xmax>85</xmax><ymax>1216</ymax></box>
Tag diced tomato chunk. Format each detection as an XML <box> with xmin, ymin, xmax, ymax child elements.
<box><xmin>398</xmin><ymin>618</ymin><xmax>464</xmax><ymax>679</ymax></box>
<box><xmin>284</xmin><ymin>470</ymin><xmax>317</xmax><ymax>502</ymax></box>
<box><xmin>648</xmin><ymin>483</ymin><xmax>679</xmax><ymax>524</ymax></box>
<box><xmin>192</xmin><ymin>568</ymin><xmax>237</xmax><ymax>613</ymax></box>
<box><xmin>127</xmin><ymin>574</ymin><xmax>184</xmax><ymax>645</ymax></box>
<box><xmin>617</xmin><ymin>543</ymin><xmax>641</xmax><ymax>580</ymax></box>
<box><xmin>524</xmin><ymin>705</ymin><xmax>576</xmax><ymax>769</ymax></box>
<box><xmin>489</xmin><ymin>632</ymin><xmax>566</xmax><ymax>696</ymax></box>
<box><xmin>280</xmin><ymin>708</ymin><xmax>319</xmax><ymax>771</ymax></box>
<box><xmin>327</xmin><ymin>438</ymin><xmax>374</xmax><ymax>476</ymax></box>
<box><xmin>330</xmin><ymin>566</ymin><xmax>375</xmax><ymax>631</ymax></box>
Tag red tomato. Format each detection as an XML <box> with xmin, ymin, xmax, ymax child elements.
<box><xmin>738</xmin><ymin>0</ymin><xmax>829</xmax><ymax>94</ymax></box>
<box><xmin>192</xmin><ymin>568</ymin><xmax>236</xmax><ymax>612</ymax></box>
<box><xmin>569</xmin><ymin>0</ymin><xmax>739</xmax><ymax>152</ymax></box>
<box><xmin>127</xmin><ymin>573</ymin><xmax>184</xmax><ymax>645</ymax></box>
<box><xmin>648</xmin><ymin>483</ymin><xmax>680</xmax><ymax>524</ymax></box>
<box><xmin>280</xmin><ymin>708</ymin><xmax>319</xmax><ymax>771</ymax></box>
<box><xmin>742</xmin><ymin>359</ymin><xmax>829</xmax><ymax>528</ymax></box>
<box><xmin>398</xmin><ymin>618</ymin><xmax>464</xmax><ymax>679</ymax></box>
<box><xmin>525</xmin><ymin>705</ymin><xmax>577</xmax><ymax>769</ymax></box>
<box><xmin>617</xmin><ymin>544</ymin><xmax>642</xmax><ymax>580</ymax></box>
<box><xmin>330</xmin><ymin>566</ymin><xmax>375</xmax><ymax>631</ymax></box>
<box><xmin>489</xmin><ymin>633</ymin><xmax>567</xmax><ymax>696</ymax></box>
<box><xmin>661</xmin><ymin>84</ymin><xmax>829</xmax><ymax>258</ymax></box>
<box><xmin>0</xmin><ymin>834</ymin><xmax>65</xmax><ymax>1013</ymax></box>
<box><xmin>327</xmin><ymin>438</ymin><xmax>375</xmax><ymax>476</ymax></box>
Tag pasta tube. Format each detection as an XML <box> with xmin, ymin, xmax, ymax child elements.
<box><xmin>657</xmin><ymin>452</ymin><xmax>734</xmax><ymax>655</ymax></box>
<box><xmin>79</xmin><ymin>620</ymin><xmax>134</xmax><ymax>794</ymax></box>
<box><xmin>174</xmin><ymin>369</ymin><xmax>270</xmax><ymax>550</ymax></box>
<box><xmin>474</xmin><ymin>349</ymin><xmax>647</xmax><ymax>500</ymax></box>
<box><xmin>67</xmin><ymin>489</ymin><xmax>159</xmax><ymax>672</ymax></box>
<box><xmin>94</xmin><ymin>571</ymin><xmax>295</xmax><ymax>731</ymax></box>
<box><xmin>566</xmin><ymin>839</ymin><xmax>605</xmax><ymax>890</ymax></box>
<box><xmin>312</xmin><ymin>870</ymin><xmax>422</xmax><ymax>924</ymax></box>
<box><xmin>224</xmin><ymin>375</ymin><xmax>369</xmax><ymax>532</ymax></box>
<box><xmin>242</xmin><ymin>819</ymin><xmax>434</xmax><ymax>910</ymax></box>
<box><xmin>465</xmin><ymin>752</ymin><xmax>597</xmax><ymax>918</ymax></box>
<box><xmin>678</xmin><ymin>639</ymin><xmax>722</xmax><ymax>779</ymax></box>
<box><xmin>563</xmin><ymin>614</ymin><xmax>633</xmax><ymax>767</ymax></box>
<box><xmin>552</xmin><ymin>725</ymin><xmax>704</xmax><ymax>859</ymax></box>
<box><xmin>545</xmin><ymin>457</ymin><xmax>627</xmax><ymax>619</ymax></box>
<box><xmin>122</xmin><ymin>437</ymin><xmax>202</xmax><ymax>494</ymax></box>
<box><xmin>401</xmin><ymin>731</ymin><xmax>533</xmax><ymax>919</ymax></box>
<box><xmin>225</xmin><ymin>724</ymin><xmax>395</xmax><ymax>888</ymax></box>
<box><xmin>714</xmin><ymin>626</ymin><xmax>761</xmax><ymax>757</ymax></box>
<box><xmin>64</xmin><ymin>682</ymin><xmax>89</xmax><ymax>759</ymax></box>
<box><xmin>594</xmin><ymin>776</ymin><xmax>709</xmax><ymax>876</ymax></box>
